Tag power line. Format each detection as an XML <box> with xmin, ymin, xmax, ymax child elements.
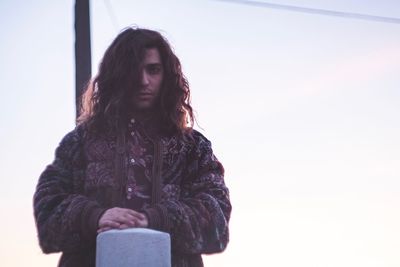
<box><xmin>215</xmin><ymin>0</ymin><xmax>400</xmax><ymax>24</ymax></box>
<box><xmin>103</xmin><ymin>0</ymin><xmax>120</xmax><ymax>31</ymax></box>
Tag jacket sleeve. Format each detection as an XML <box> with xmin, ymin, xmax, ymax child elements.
<box><xmin>33</xmin><ymin>128</ymin><xmax>106</xmax><ymax>254</ymax></box>
<box><xmin>144</xmin><ymin>131</ymin><xmax>232</xmax><ymax>254</ymax></box>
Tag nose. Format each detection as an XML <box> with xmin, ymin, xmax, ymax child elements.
<box><xmin>141</xmin><ymin>70</ymin><xmax>150</xmax><ymax>86</ymax></box>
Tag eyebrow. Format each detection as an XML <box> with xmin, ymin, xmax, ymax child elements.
<box><xmin>145</xmin><ymin>63</ymin><xmax>163</xmax><ymax>67</ymax></box>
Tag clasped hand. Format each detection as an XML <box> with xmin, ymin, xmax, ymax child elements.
<box><xmin>98</xmin><ymin>207</ymin><xmax>148</xmax><ymax>233</ymax></box>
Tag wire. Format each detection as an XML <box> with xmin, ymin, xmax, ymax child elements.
<box><xmin>103</xmin><ymin>0</ymin><xmax>120</xmax><ymax>31</ymax></box>
<box><xmin>215</xmin><ymin>0</ymin><xmax>400</xmax><ymax>24</ymax></box>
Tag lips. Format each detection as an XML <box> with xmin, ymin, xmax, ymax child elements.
<box><xmin>136</xmin><ymin>93</ymin><xmax>153</xmax><ymax>100</ymax></box>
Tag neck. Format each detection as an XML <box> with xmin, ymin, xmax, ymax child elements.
<box><xmin>129</xmin><ymin>109</ymin><xmax>158</xmax><ymax>121</ymax></box>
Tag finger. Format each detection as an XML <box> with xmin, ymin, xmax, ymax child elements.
<box><xmin>99</xmin><ymin>220</ymin><xmax>120</xmax><ymax>229</ymax></box>
<box><xmin>99</xmin><ymin>212</ymin><xmax>135</xmax><ymax>227</ymax></box>
<box><xmin>134</xmin><ymin>221</ymin><xmax>145</xmax><ymax>228</ymax></box>
<box><xmin>124</xmin><ymin>213</ymin><xmax>148</xmax><ymax>226</ymax></box>
<box><xmin>97</xmin><ymin>226</ymin><xmax>112</xmax><ymax>234</ymax></box>
<box><xmin>125</xmin><ymin>209</ymin><xmax>146</xmax><ymax>220</ymax></box>
<box><xmin>118</xmin><ymin>223</ymin><xmax>133</xmax><ymax>230</ymax></box>
<box><xmin>111</xmin><ymin>214</ymin><xmax>135</xmax><ymax>226</ymax></box>
<box><xmin>109</xmin><ymin>207</ymin><xmax>145</xmax><ymax>220</ymax></box>
<box><xmin>97</xmin><ymin>226</ymin><xmax>111</xmax><ymax>233</ymax></box>
<box><xmin>135</xmin><ymin>217</ymin><xmax>149</xmax><ymax>228</ymax></box>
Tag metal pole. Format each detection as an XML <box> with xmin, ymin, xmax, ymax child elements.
<box><xmin>75</xmin><ymin>0</ymin><xmax>92</xmax><ymax>120</ymax></box>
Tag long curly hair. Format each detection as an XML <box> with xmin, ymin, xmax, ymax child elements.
<box><xmin>77</xmin><ymin>27</ymin><xmax>194</xmax><ymax>136</ymax></box>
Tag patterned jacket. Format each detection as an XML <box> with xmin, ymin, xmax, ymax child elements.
<box><xmin>33</xmin><ymin>119</ymin><xmax>231</xmax><ymax>267</ymax></box>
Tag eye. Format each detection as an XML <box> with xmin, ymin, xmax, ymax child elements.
<box><xmin>147</xmin><ymin>64</ymin><xmax>162</xmax><ymax>75</ymax></box>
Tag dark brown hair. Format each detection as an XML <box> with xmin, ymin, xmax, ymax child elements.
<box><xmin>78</xmin><ymin>27</ymin><xmax>194</xmax><ymax>136</ymax></box>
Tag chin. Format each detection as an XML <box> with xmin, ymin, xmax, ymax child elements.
<box><xmin>133</xmin><ymin>98</ymin><xmax>159</xmax><ymax>110</ymax></box>
<box><xmin>133</xmin><ymin>103</ymin><xmax>154</xmax><ymax>111</ymax></box>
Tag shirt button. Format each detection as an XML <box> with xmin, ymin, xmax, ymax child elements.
<box><xmin>130</xmin><ymin>118</ymin><xmax>135</xmax><ymax>123</ymax></box>
<box><xmin>130</xmin><ymin>158</ymin><xmax>135</xmax><ymax>163</ymax></box>
<box><xmin>127</xmin><ymin>187</ymin><xmax>133</xmax><ymax>192</ymax></box>
<box><xmin>130</xmin><ymin>131</ymin><xmax>135</xmax><ymax>136</ymax></box>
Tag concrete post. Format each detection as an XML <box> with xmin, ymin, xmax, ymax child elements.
<box><xmin>96</xmin><ymin>228</ymin><xmax>171</xmax><ymax>267</ymax></box>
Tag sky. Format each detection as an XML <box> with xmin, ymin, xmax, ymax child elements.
<box><xmin>0</xmin><ymin>0</ymin><xmax>400</xmax><ymax>266</ymax></box>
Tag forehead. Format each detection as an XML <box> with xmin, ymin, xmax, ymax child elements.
<box><xmin>142</xmin><ymin>48</ymin><xmax>162</xmax><ymax>64</ymax></box>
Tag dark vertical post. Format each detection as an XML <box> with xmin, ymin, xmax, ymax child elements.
<box><xmin>75</xmin><ymin>0</ymin><xmax>92</xmax><ymax>120</ymax></box>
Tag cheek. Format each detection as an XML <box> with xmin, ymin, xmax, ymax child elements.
<box><xmin>156</xmin><ymin>75</ymin><xmax>164</xmax><ymax>90</ymax></box>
